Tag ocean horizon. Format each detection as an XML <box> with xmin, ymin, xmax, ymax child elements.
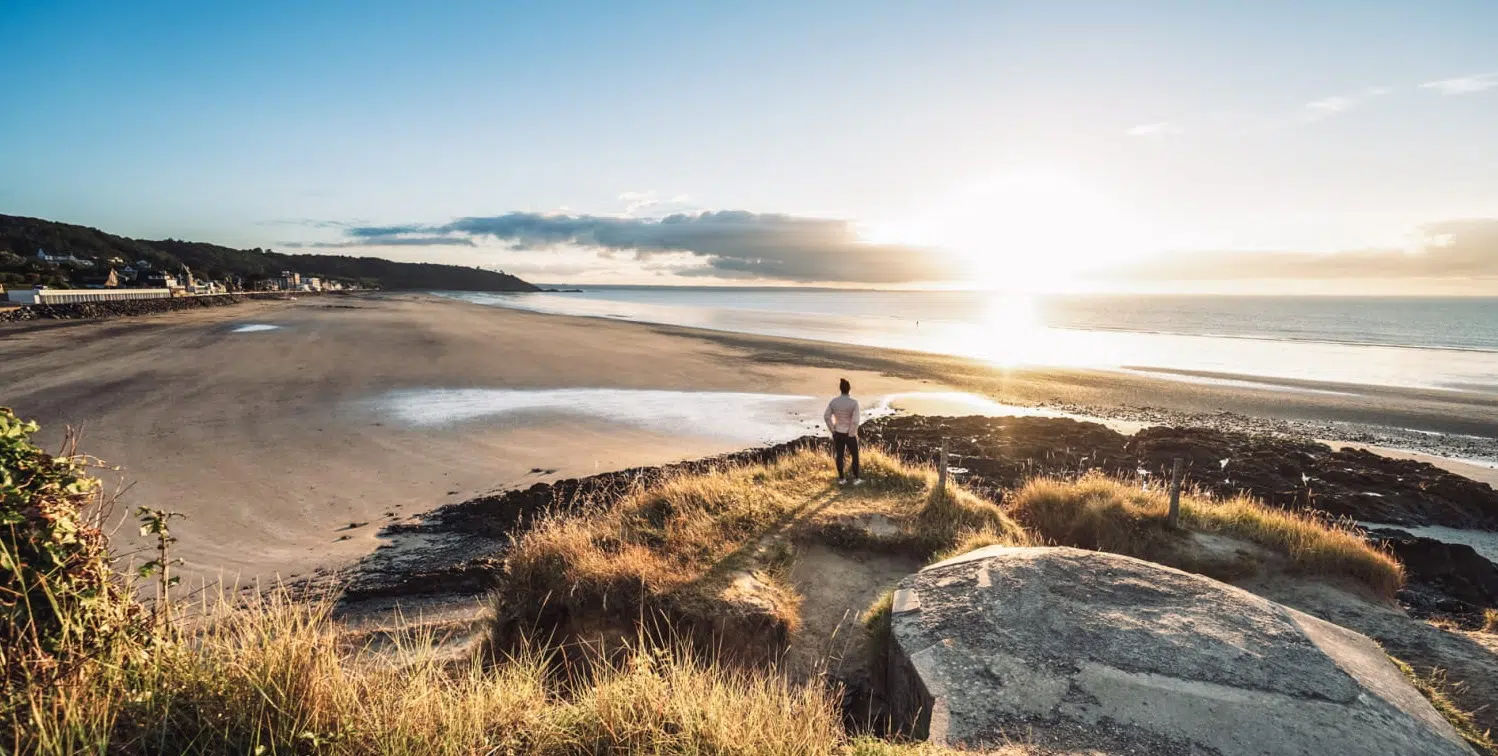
<box><xmin>441</xmin><ymin>287</ymin><xmax>1498</xmax><ymax>394</ymax></box>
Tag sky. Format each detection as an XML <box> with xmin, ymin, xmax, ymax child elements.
<box><xmin>3</xmin><ymin>1</ymin><xmax>1498</xmax><ymax>292</ymax></box>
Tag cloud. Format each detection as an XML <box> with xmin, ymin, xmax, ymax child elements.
<box><xmin>1302</xmin><ymin>86</ymin><xmax>1391</xmax><ymax>122</ymax></box>
<box><xmin>257</xmin><ymin>218</ymin><xmax>358</xmax><ymax>229</ymax></box>
<box><xmin>340</xmin><ymin>211</ymin><xmax>956</xmax><ymax>283</ymax></box>
<box><xmin>1110</xmin><ymin>219</ymin><xmax>1498</xmax><ymax>281</ymax></box>
<box><xmin>281</xmin><ymin>236</ymin><xmax>477</xmax><ymax>249</ymax></box>
<box><xmin>618</xmin><ymin>190</ymin><xmax>694</xmax><ymax>216</ymax></box>
<box><xmin>1125</xmin><ymin>121</ymin><xmax>1182</xmax><ymax>137</ymax></box>
<box><xmin>1421</xmin><ymin>72</ymin><xmax>1498</xmax><ymax>95</ymax></box>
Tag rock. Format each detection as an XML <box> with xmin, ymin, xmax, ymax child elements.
<box><xmin>865</xmin><ymin>416</ymin><xmax>1498</xmax><ymax>530</ymax></box>
<box><xmin>334</xmin><ymin>437</ymin><xmax>828</xmax><ymax>605</ymax></box>
<box><xmin>1366</xmin><ymin>527</ymin><xmax>1498</xmax><ymax>620</ymax></box>
<box><xmin>887</xmin><ymin>546</ymin><xmax>1473</xmax><ymax>755</ymax></box>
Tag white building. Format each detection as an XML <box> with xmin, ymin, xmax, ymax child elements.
<box><xmin>35</xmin><ymin>248</ymin><xmax>95</xmax><ymax>268</ymax></box>
<box><xmin>6</xmin><ymin>288</ymin><xmax>173</xmax><ymax>305</ymax></box>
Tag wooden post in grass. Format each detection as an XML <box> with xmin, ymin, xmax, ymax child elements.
<box><xmin>938</xmin><ymin>440</ymin><xmax>949</xmax><ymax>491</ymax></box>
<box><xmin>1168</xmin><ymin>457</ymin><xmax>1183</xmax><ymax>529</ymax></box>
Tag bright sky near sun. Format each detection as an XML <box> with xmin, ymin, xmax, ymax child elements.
<box><xmin>4</xmin><ymin>1</ymin><xmax>1498</xmax><ymax>292</ymax></box>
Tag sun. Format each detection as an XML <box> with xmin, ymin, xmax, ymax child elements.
<box><xmin>865</xmin><ymin>170</ymin><xmax>1149</xmax><ymax>291</ymax></box>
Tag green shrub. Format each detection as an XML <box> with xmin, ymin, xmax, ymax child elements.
<box><xmin>0</xmin><ymin>408</ymin><xmax>142</xmax><ymax>688</ymax></box>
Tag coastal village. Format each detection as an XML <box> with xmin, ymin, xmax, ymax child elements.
<box><xmin>1</xmin><ymin>247</ymin><xmax>352</xmax><ymax>307</ymax></box>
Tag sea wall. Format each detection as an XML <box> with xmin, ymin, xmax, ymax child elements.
<box><xmin>0</xmin><ymin>291</ymin><xmax>323</xmax><ymax>323</ymax></box>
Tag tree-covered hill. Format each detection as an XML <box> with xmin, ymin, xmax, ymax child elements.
<box><xmin>0</xmin><ymin>214</ymin><xmax>538</xmax><ymax>292</ymax></box>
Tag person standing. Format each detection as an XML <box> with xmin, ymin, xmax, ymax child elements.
<box><xmin>824</xmin><ymin>378</ymin><xmax>862</xmax><ymax>485</ymax></box>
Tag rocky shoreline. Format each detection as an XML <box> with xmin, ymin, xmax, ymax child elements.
<box><xmin>0</xmin><ymin>290</ymin><xmax>328</xmax><ymax>323</ymax></box>
<box><xmin>1039</xmin><ymin>399</ymin><xmax>1498</xmax><ymax>466</ymax></box>
<box><xmin>330</xmin><ymin>415</ymin><xmax>1498</xmax><ymax>627</ymax></box>
<box><xmin>328</xmin><ymin>437</ymin><xmax>824</xmax><ymax>606</ymax></box>
<box><xmin>864</xmin><ymin>415</ymin><xmax>1498</xmax><ymax>625</ymax></box>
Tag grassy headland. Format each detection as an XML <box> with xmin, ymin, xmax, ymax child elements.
<box><xmin>1008</xmin><ymin>473</ymin><xmax>1405</xmax><ymax>598</ymax></box>
<box><xmin>2</xmin><ymin>406</ymin><xmax>1440</xmax><ymax>754</ymax></box>
<box><xmin>490</xmin><ymin>447</ymin><xmax>1031</xmax><ymax>669</ymax></box>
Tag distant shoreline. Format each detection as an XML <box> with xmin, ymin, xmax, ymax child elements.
<box><xmin>436</xmin><ymin>289</ymin><xmax>1498</xmax><ymax>395</ymax></box>
<box><xmin>602</xmin><ymin>310</ymin><xmax>1498</xmax><ymax>464</ymax></box>
<box><xmin>440</xmin><ymin>292</ymin><xmax>1498</xmax><ymax>462</ymax></box>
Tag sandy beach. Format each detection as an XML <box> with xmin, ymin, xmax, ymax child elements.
<box><xmin>3</xmin><ymin>292</ymin><xmax>1496</xmax><ymax>584</ymax></box>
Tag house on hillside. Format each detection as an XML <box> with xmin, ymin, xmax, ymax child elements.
<box><xmin>139</xmin><ymin>271</ymin><xmax>180</xmax><ymax>290</ymax></box>
<box><xmin>263</xmin><ymin>270</ymin><xmax>302</xmax><ymax>291</ymax></box>
<box><xmin>35</xmin><ymin>248</ymin><xmax>95</xmax><ymax>268</ymax></box>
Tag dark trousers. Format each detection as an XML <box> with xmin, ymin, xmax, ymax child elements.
<box><xmin>832</xmin><ymin>432</ymin><xmax>860</xmax><ymax>479</ymax></box>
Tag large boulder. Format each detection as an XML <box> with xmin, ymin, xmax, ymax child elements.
<box><xmin>887</xmin><ymin>546</ymin><xmax>1473</xmax><ymax>755</ymax></box>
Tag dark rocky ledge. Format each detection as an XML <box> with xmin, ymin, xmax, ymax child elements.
<box><xmin>329</xmin><ymin>416</ymin><xmax>1498</xmax><ymax>624</ymax></box>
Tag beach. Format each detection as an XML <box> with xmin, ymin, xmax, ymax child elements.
<box><xmin>3</xmin><ymin>292</ymin><xmax>1496</xmax><ymax>584</ymax></box>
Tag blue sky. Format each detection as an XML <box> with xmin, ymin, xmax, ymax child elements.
<box><xmin>4</xmin><ymin>1</ymin><xmax>1497</xmax><ymax>290</ymax></box>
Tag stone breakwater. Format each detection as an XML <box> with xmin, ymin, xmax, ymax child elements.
<box><xmin>0</xmin><ymin>291</ymin><xmax>324</xmax><ymax>322</ymax></box>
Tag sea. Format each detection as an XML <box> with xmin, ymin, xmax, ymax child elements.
<box><xmin>439</xmin><ymin>288</ymin><xmax>1498</xmax><ymax>394</ymax></box>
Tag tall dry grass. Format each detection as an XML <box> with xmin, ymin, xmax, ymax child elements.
<box><xmin>1008</xmin><ymin>473</ymin><xmax>1404</xmax><ymax>598</ymax></box>
<box><xmin>491</xmin><ymin>447</ymin><xmax>1028</xmax><ymax>657</ymax></box>
<box><xmin>12</xmin><ymin>591</ymin><xmax>925</xmax><ymax>755</ymax></box>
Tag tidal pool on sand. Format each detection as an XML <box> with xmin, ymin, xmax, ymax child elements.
<box><xmin>372</xmin><ymin>388</ymin><xmax>820</xmax><ymax>442</ymax></box>
<box><xmin>230</xmin><ymin>324</ymin><xmax>280</xmax><ymax>333</ymax></box>
<box><xmin>370</xmin><ymin>388</ymin><xmax>1116</xmax><ymax>444</ymax></box>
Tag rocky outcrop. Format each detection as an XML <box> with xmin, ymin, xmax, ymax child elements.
<box><xmin>337</xmin><ymin>437</ymin><xmax>824</xmax><ymax>603</ymax></box>
<box><xmin>886</xmin><ymin>546</ymin><xmax>1474</xmax><ymax>755</ymax></box>
<box><xmin>1365</xmin><ymin>527</ymin><xmax>1498</xmax><ymax>622</ymax></box>
<box><xmin>1129</xmin><ymin>427</ymin><xmax>1498</xmax><ymax>530</ymax></box>
<box><xmin>863</xmin><ymin>415</ymin><xmax>1498</xmax><ymax>530</ymax></box>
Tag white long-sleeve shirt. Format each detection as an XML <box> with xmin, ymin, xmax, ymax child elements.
<box><xmin>824</xmin><ymin>395</ymin><xmax>861</xmax><ymax>436</ymax></box>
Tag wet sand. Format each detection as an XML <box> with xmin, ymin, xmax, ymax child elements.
<box><xmin>3</xmin><ymin>292</ymin><xmax>1495</xmax><ymax>584</ymax></box>
<box><xmin>0</xmin><ymin>294</ymin><xmax>931</xmax><ymax>583</ymax></box>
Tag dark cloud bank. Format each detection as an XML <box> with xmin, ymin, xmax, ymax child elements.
<box><xmin>308</xmin><ymin>211</ymin><xmax>1497</xmax><ymax>287</ymax></box>
<box><xmin>341</xmin><ymin>210</ymin><xmax>955</xmax><ymax>283</ymax></box>
<box><xmin>285</xmin><ymin>236</ymin><xmax>477</xmax><ymax>249</ymax></box>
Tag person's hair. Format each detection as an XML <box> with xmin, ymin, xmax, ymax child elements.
<box><xmin>839</xmin><ymin>378</ymin><xmax>851</xmax><ymax>395</ymax></box>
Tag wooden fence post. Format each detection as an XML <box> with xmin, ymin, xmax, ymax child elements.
<box><xmin>938</xmin><ymin>440</ymin><xmax>949</xmax><ymax>491</ymax></box>
<box><xmin>1168</xmin><ymin>457</ymin><xmax>1183</xmax><ymax>529</ymax></box>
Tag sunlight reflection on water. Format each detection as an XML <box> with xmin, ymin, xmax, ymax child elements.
<box><xmin>441</xmin><ymin>290</ymin><xmax>1498</xmax><ymax>392</ymax></box>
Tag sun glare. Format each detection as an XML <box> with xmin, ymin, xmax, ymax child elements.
<box><xmin>867</xmin><ymin>170</ymin><xmax>1149</xmax><ymax>291</ymax></box>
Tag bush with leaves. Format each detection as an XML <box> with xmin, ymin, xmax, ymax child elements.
<box><xmin>0</xmin><ymin>408</ymin><xmax>142</xmax><ymax>683</ymax></box>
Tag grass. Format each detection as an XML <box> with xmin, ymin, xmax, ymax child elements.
<box><xmin>1390</xmin><ymin>656</ymin><xmax>1497</xmax><ymax>756</ymax></box>
<box><xmin>11</xmin><ymin>591</ymin><xmax>971</xmax><ymax>755</ymax></box>
<box><xmin>5</xmin><ymin>422</ymin><xmax>1433</xmax><ymax>754</ymax></box>
<box><xmin>1484</xmin><ymin>609</ymin><xmax>1498</xmax><ymax>634</ymax></box>
<box><xmin>1007</xmin><ymin>472</ymin><xmax>1405</xmax><ymax>599</ymax></box>
<box><xmin>490</xmin><ymin>446</ymin><xmax>1029</xmax><ymax>661</ymax></box>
